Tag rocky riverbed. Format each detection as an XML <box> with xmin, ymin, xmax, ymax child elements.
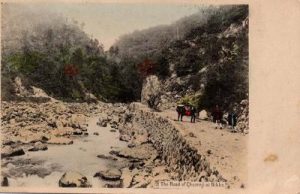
<box><xmin>1</xmin><ymin>100</ymin><xmax>172</xmax><ymax>188</ymax></box>
<box><xmin>1</xmin><ymin>99</ymin><xmax>245</xmax><ymax>189</ymax></box>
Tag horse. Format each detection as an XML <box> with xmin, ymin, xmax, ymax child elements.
<box><xmin>176</xmin><ymin>104</ymin><xmax>196</xmax><ymax>122</ymax></box>
<box><xmin>176</xmin><ymin>104</ymin><xmax>185</xmax><ymax>121</ymax></box>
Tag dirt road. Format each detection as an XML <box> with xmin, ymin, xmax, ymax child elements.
<box><xmin>159</xmin><ymin>110</ymin><xmax>248</xmax><ymax>188</ymax></box>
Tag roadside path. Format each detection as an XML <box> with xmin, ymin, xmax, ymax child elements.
<box><xmin>158</xmin><ymin>109</ymin><xmax>248</xmax><ymax>188</ymax></box>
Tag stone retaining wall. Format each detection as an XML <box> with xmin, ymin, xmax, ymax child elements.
<box><xmin>129</xmin><ymin>103</ymin><xmax>224</xmax><ymax>182</ymax></box>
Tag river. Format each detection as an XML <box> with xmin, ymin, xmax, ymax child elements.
<box><xmin>2</xmin><ymin>116</ymin><xmax>128</xmax><ymax>187</ymax></box>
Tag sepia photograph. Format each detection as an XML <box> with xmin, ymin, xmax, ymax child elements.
<box><xmin>1</xmin><ymin>1</ymin><xmax>249</xmax><ymax>191</ymax></box>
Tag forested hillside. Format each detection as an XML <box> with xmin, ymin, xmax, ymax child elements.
<box><xmin>2</xmin><ymin>5</ymin><xmax>248</xmax><ymax>111</ymax></box>
<box><xmin>113</xmin><ymin>5</ymin><xmax>249</xmax><ymax>110</ymax></box>
<box><xmin>1</xmin><ymin>5</ymin><xmax>250</xmax><ymax>187</ymax></box>
<box><xmin>1</xmin><ymin>5</ymin><xmax>135</xmax><ymax>102</ymax></box>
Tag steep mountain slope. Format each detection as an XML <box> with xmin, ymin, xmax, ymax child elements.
<box><xmin>1</xmin><ymin>4</ymin><xmax>129</xmax><ymax>102</ymax></box>
<box><xmin>115</xmin><ymin>5</ymin><xmax>249</xmax><ymax>112</ymax></box>
<box><xmin>2</xmin><ymin>4</ymin><xmax>249</xmax><ymax>117</ymax></box>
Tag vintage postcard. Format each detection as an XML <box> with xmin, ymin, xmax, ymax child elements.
<box><xmin>0</xmin><ymin>0</ymin><xmax>299</xmax><ymax>194</ymax></box>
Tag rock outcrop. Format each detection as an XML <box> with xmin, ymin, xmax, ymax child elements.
<box><xmin>59</xmin><ymin>171</ymin><xmax>91</xmax><ymax>187</ymax></box>
<box><xmin>1</xmin><ymin>100</ymin><xmax>105</xmax><ymax>157</ymax></box>
<box><xmin>1</xmin><ymin>147</ymin><xmax>25</xmax><ymax>158</ymax></box>
<box><xmin>141</xmin><ymin>75</ymin><xmax>162</xmax><ymax>109</ymax></box>
<box><xmin>1</xmin><ymin>177</ymin><xmax>9</xmax><ymax>187</ymax></box>
<box><xmin>97</xmin><ymin>154</ymin><xmax>118</xmax><ymax>161</ymax></box>
<box><xmin>113</xmin><ymin>143</ymin><xmax>157</xmax><ymax>161</ymax></box>
<box><xmin>47</xmin><ymin>137</ymin><xmax>73</xmax><ymax>145</ymax></box>
<box><xmin>199</xmin><ymin>110</ymin><xmax>209</xmax><ymax>120</ymax></box>
<box><xmin>235</xmin><ymin>99</ymin><xmax>249</xmax><ymax>133</ymax></box>
<box><xmin>94</xmin><ymin>168</ymin><xmax>122</xmax><ymax>181</ymax></box>
<box><xmin>28</xmin><ymin>141</ymin><xmax>48</xmax><ymax>151</ymax></box>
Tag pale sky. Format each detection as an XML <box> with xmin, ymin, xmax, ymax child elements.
<box><xmin>19</xmin><ymin>3</ymin><xmax>201</xmax><ymax>50</ymax></box>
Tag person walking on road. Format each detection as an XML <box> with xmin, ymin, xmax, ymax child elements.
<box><xmin>190</xmin><ymin>106</ymin><xmax>196</xmax><ymax>123</ymax></box>
<box><xmin>228</xmin><ymin>107</ymin><xmax>238</xmax><ymax>130</ymax></box>
<box><xmin>176</xmin><ymin>104</ymin><xmax>184</xmax><ymax>121</ymax></box>
<box><xmin>212</xmin><ymin>105</ymin><xmax>223</xmax><ymax>129</ymax></box>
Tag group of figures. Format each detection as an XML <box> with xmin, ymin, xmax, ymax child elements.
<box><xmin>212</xmin><ymin>105</ymin><xmax>238</xmax><ymax>130</ymax></box>
<box><xmin>176</xmin><ymin>104</ymin><xmax>197</xmax><ymax>123</ymax></box>
<box><xmin>176</xmin><ymin>104</ymin><xmax>238</xmax><ymax>130</ymax></box>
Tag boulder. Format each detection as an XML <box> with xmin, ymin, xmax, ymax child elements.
<box><xmin>73</xmin><ymin>129</ymin><xmax>83</xmax><ymax>135</ymax></box>
<box><xmin>240</xmin><ymin>99</ymin><xmax>248</xmax><ymax>106</ymax></box>
<box><xmin>109</xmin><ymin>149</ymin><xmax>120</xmax><ymax>156</ymax></box>
<box><xmin>1</xmin><ymin>146</ymin><xmax>25</xmax><ymax>158</ymax></box>
<box><xmin>198</xmin><ymin>170</ymin><xmax>208</xmax><ymax>182</ymax></box>
<box><xmin>104</xmin><ymin>181</ymin><xmax>122</xmax><ymax>188</ymax></box>
<box><xmin>188</xmin><ymin>132</ymin><xmax>196</xmax><ymax>138</ymax></box>
<box><xmin>31</xmin><ymin>86</ymin><xmax>52</xmax><ymax>99</ymax></box>
<box><xmin>94</xmin><ymin>168</ymin><xmax>122</xmax><ymax>181</ymax></box>
<box><xmin>69</xmin><ymin>114</ymin><xmax>86</xmax><ymax>129</ymax></box>
<box><xmin>127</xmin><ymin>143</ymin><xmax>136</xmax><ymax>148</ymax></box>
<box><xmin>119</xmin><ymin>134</ymin><xmax>131</xmax><ymax>142</ymax></box>
<box><xmin>84</xmin><ymin>92</ymin><xmax>98</xmax><ymax>103</ymax></box>
<box><xmin>97</xmin><ymin>154</ymin><xmax>117</xmax><ymax>161</ymax></box>
<box><xmin>13</xmin><ymin>77</ymin><xmax>32</xmax><ymax>97</ymax></box>
<box><xmin>120</xmin><ymin>167</ymin><xmax>133</xmax><ymax>188</ymax></box>
<box><xmin>117</xmin><ymin>144</ymin><xmax>157</xmax><ymax>161</ymax></box>
<box><xmin>55</xmin><ymin>120</ymin><xmax>64</xmax><ymax>128</ymax></box>
<box><xmin>140</xmin><ymin>75</ymin><xmax>162</xmax><ymax>109</ymax></box>
<box><xmin>110</xmin><ymin>115</ymin><xmax>120</xmax><ymax>124</ymax></box>
<box><xmin>17</xmin><ymin>131</ymin><xmax>49</xmax><ymax>144</ymax></box>
<box><xmin>1</xmin><ymin>176</ymin><xmax>8</xmax><ymax>187</ymax></box>
<box><xmin>47</xmin><ymin>137</ymin><xmax>73</xmax><ymax>145</ymax></box>
<box><xmin>132</xmin><ymin>133</ymin><xmax>148</xmax><ymax>145</ymax></box>
<box><xmin>2</xmin><ymin>139</ymin><xmax>16</xmax><ymax>146</ymax></box>
<box><xmin>199</xmin><ymin>110</ymin><xmax>208</xmax><ymax>120</ymax></box>
<box><xmin>97</xmin><ymin>113</ymin><xmax>109</xmax><ymax>127</ymax></box>
<box><xmin>131</xmin><ymin>173</ymin><xmax>151</xmax><ymax>188</ymax></box>
<box><xmin>28</xmin><ymin>141</ymin><xmax>48</xmax><ymax>152</ymax></box>
<box><xmin>110</xmin><ymin>124</ymin><xmax>118</xmax><ymax>129</ymax></box>
<box><xmin>81</xmin><ymin>127</ymin><xmax>88</xmax><ymax>131</ymax></box>
<box><xmin>236</xmin><ymin>99</ymin><xmax>249</xmax><ymax>133</ymax></box>
<box><xmin>59</xmin><ymin>171</ymin><xmax>91</xmax><ymax>187</ymax></box>
<box><xmin>46</xmin><ymin>116</ymin><xmax>57</xmax><ymax>127</ymax></box>
<box><xmin>52</xmin><ymin>127</ymin><xmax>73</xmax><ymax>137</ymax></box>
<box><xmin>208</xmin><ymin>174</ymin><xmax>218</xmax><ymax>182</ymax></box>
<box><xmin>97</xmin><ymin>120</ymin><xmax>108</xmax><ymax>127</ymax></box>
<box><xmin>152</xmin><ymin>166</ymin><xmax>165</xmax><ymax>176</ymax></box>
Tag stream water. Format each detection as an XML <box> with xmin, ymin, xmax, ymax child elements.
<box><xmin>2</xmin><ymin>116</ymin><xmax>128</xmax><ymax>187</ymax></box>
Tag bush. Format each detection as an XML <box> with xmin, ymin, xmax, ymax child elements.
<box><xmin>178</xmin><ymin>94</ymin><xmax>200</xmax><ymax>108</ymax></box>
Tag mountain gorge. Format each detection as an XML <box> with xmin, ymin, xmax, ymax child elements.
<box><xmin>114</xmin><ymin>5</ymin><xmax>249</xmax><ymax>111</ymax></box>
<box><xmin>1</xmin><ymin>4</ymin><xmax>250</xmax><ymax>188</ymax></box>
<box><xmin>2</xmin><ymin>5</ymin><xmax>248</xmax><ymax>114</ymax></box>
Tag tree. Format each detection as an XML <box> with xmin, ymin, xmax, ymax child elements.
<box><xmin>137</xmin><ymin>59</ymin><xmax>156</xmax><ymax>78</ymax></box>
